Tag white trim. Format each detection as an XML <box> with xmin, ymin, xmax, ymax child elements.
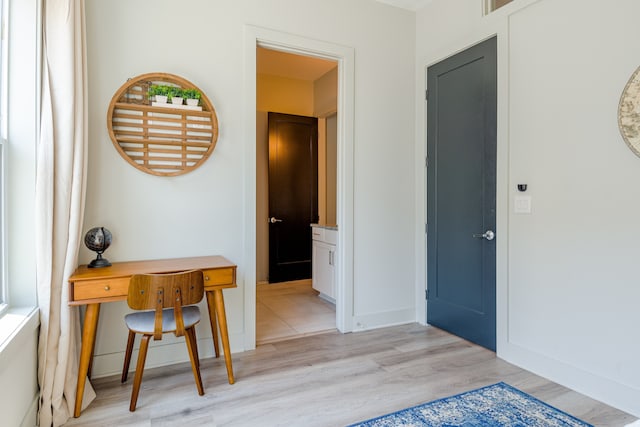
<box><xmin>0</xmin><ymin>139</ymin><xmax>6</xmax><ymax>318</ymax></box>
<box><xmin>1</xmin><ymin>0</ymin><xmax>8</xmax><ymax>139</ymax></box>
<box><xmin>500</xmin><ymin>342</ymin><xmax>640</xmax><ymax>418</ymax></box>
<box><xmin>243</xmin><ymin>25</ymin><xmax>356</xmax><ymax>349</ymax></box>
<box><xmin>0</xmin><ymin>306</ymin><xmax>38</xmax><ymax>427</ymax></box>
<box><xmin>0</xmin><ymin>0</ymin><xmax>8</xmax><ymax>316</ymax></box>
<box><xmin>0</xmin><ymin>306</ymin><xmax>38</xmax><ymax>367</ymax></box>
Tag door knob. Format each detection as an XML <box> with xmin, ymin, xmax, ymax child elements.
<box><xmin>473</xmin><ymin>230</ymin><xmax>495</xmax><ymax>241</ymax></box>
<box><xmin>269</xmin><ymin>217</ymin><xmax>283</xmax><ymax>224</ymax></box>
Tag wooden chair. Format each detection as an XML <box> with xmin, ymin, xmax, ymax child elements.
<box><xmin>121</xmin><ymin>270</ymin><xmax>205</xmax><ymax>411</ymax></box>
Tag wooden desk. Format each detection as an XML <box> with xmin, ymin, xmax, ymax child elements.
<box><xmin>69</xmin><ymin>255</ymin><xmax>237</xmax><ymax>417</ymax></box>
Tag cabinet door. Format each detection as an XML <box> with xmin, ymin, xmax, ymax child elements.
<box><xmin>312</xmin><ymin>241</ymin><xmax>334</xmax><ymax>299</ymax></box>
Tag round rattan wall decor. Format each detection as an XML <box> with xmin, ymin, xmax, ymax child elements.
<box><xmin>107</xmin><ymin>72</ymin><xmax>218</xmax><ymax>176</ymax></box>
<box><xmin>619</xmin><ymin>65</ymin><xmax>640</xmax><ymax>158</ymax></box>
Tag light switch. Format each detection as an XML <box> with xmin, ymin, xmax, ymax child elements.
<box><xmin>514</xmin><ymin>195</ymin><xmax>532</xmax><ymax>214</ymax></box>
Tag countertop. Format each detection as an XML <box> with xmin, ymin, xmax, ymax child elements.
<box><xmin>310</xmin><ymin>223</ymin><xmax>338</xmax><ymax>231</ymax></box>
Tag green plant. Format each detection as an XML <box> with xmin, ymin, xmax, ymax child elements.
<box><xmin>148</xmin><ymin>84</ymin><xmax>171</xmax><ymax>99</ymax></box>
<box><xmin>167</xmin><ymin>86</ymin><xmax>183</xmax><ymax>100</ymax></box>
<box><xmin>182</xmin><ymin>88</ymin><xmax>202</xmax><ymax>100</ymax></box>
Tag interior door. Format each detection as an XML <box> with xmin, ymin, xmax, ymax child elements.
<box><xmin>268</xmin><ymin>112</ymin><xmax>318</xmax><ymax>283</ymax></box>
<box><xmin>426</xmin><ymin>37</ymin><xmax>497</xmax><ymax>351</ymax></box>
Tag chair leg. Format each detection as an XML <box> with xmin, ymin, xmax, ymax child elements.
<box><xmin>130</xmin><ymin>334</ymin><xmax>151</xmax><ymax>412</ymax></box>
<box><xmin>185</xmin><ymin>327</ymin><xmax>204</xmax><ymax>396</ymax></box>
<box><xmin>121</xmin><ymin>330</ymin><xmax>136</xmax><ymax>383</ymax></box>
<box><xmin>188</xmin><ymin>327</ymin><xmax>200</xmax><ymax>370</ymax></box>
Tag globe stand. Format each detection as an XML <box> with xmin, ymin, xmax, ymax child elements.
<box><xmin>88</xmin><ymin>252</ymin><xmax>111</xmax><ymax>268</ymax></box>
<box><xmin>84</xmin><ymin>226</ymin><xmax>113</xmax><ymax>269</ymax></box>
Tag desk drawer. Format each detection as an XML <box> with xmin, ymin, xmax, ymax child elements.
<box><xmin>72</xmin><ymin>277</ymin><xmax>130</xmax><ymax>301</ymax></box>
<box><xmin>203</xmin><ymin>268</ymin><xmax>235</xmax><ymax>286</ymax></box>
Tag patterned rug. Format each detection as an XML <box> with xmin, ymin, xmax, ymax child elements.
<box><xmin>349</xmin><ymin>382</ymin><xmax>592</xmax><ymax>427</ymax></box>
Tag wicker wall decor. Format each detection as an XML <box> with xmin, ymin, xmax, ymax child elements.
<box><xmin>619</xmin><ymin>65</ymin><xmax>640</xmax><ymax>158</ymax></box>
<box><xmin>107</xmin><ymin>72</ymin><xmax>218</xmax><ymax>176</ymax></box>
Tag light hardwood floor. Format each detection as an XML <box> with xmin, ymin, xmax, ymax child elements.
<box><xmin>256</xmin><ymin>280</ymin><xmax>336</xmax><ymax>344</ymax></box>
<box><xmin>64</xmin><ymin>323</ymin><xmax>636</xmax><ymax>426</ymax></box>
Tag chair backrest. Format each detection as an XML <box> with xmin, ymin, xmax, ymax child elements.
<box><xmin>127</xmin><ymin>270</ymin><xmax>204</xmax><ymax>339</ymax></box>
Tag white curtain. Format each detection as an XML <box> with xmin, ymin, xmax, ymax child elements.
<box><xmin>36</xmin><ymin>0</ymin><xmax>95</xmax><ymax>425</ymax></box>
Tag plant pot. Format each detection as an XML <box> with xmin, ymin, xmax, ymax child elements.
<box><xmin>171</xmin><ymin>97</ymin><xmax>184</xmax><ymax>105</ymax></box>
<box><xmin>155</xmin><ymin>95</ymin><xmax>168</xmax><ymax>104</ymax></box>
<box><xmin>186</xmin><ymin>98</ymin><xmax>199</xmax><ymax>107</ymax></box>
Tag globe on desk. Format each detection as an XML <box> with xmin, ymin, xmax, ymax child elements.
<box><xmin>84</xmin><ymin>227</ymin><xmax>112</xmax><ymax>268</ymax></box>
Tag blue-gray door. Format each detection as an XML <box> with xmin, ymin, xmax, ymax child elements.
<box><xmin>426</xmin><ymin>37</ymin><xmax>497</xmax><ymax>351</ymax></box>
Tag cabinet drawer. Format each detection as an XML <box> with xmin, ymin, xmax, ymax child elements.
<box><xmin>311</xmin><ymin>227</ymin><xmax>325</xmax><ymax>241</ymax></box>
<box><xmin>324</xmin><ymin>229</ymin><xmax>337</xmax><ymax>245</ymax></box>
<box><xmin>203</xmin><ymin>268</ymin><xmax>235</xmax><ymax>286</ymax></box>
<box><xmin>72</xmin><ymin>277</ymin><xmax>130</xmax><ymax>301</ymax></box>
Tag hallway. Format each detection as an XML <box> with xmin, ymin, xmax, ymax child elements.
<box><xmin>256</xmin><ymin>280</ymin><xmax>336</xmax><ymax>345</ymax></box>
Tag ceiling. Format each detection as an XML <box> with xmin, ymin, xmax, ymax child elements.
<box><xmin>257</xmin><ymin>47</ymin><xmax>337</xmax><ymax>81</ymax></box>
<box><xmin>374</xmin><ymin>0</ymin><xmax>433</xmax><ymax>11</ymax></box>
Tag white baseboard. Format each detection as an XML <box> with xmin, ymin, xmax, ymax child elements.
<box><xmin>499</xmin><ymin>341</ymin><xmax>640</xmax><ymax>418</ymax></box>
<box><xmin>352</xmin><ymin>307</ymin><xmax>415</xmax><ymax>332</ymax></box>
<box><xmin>91</xmin><ymin>331</ymin><xmax>245</xmax><ymax>378</ymax></box>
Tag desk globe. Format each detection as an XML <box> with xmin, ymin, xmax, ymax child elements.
<box><xmin>84</xmin><ymin>227</ymin><xmax>112</xmax><ymax>268</ymax></box>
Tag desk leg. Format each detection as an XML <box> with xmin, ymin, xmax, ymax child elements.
<box><xmin>74</xmin><ymin>303</ymin><xmax>100</xmax><ymax>418</ymax></box>
<box><xmin>206</xmin><ymin>292</ymin><xmax>221</xmax><ymax>358</ymax></box>
<box><xmin>213</xmin><ymin>289</ymin><xmax>235</xmax><ymax>384</ymax></box>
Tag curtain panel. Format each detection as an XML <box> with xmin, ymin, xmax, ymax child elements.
<box><xmin>36</xmin><ymin>0</ymin><xmax>95</xmax><ymax>425</ymax></box>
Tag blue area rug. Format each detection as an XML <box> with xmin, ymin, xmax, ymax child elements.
<box><xmin>349</xmin><ymin>382</ymin><xmax>592</xmax><ymax>427</ymax></box>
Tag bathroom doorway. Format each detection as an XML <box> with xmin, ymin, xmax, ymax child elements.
<box><xmin>256</xmin><ymin>47</ymin><xmax>338</xmax><ymax>344</ymax></box>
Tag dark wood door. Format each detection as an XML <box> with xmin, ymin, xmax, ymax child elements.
<box><xmin>426</xmin><ymin>37</ymin><xmax>497</xmax><ymax>351</ymax></box>
<box><xmin>268</xmin><ymin>112</ymin><xmax>318</xmax><ymax>283</ymax></box>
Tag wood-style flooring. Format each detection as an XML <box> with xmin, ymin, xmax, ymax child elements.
<box><xmin>64</xmin><ymin>322</ymin><xmax>636</xmax><ymax>426</ymax></box>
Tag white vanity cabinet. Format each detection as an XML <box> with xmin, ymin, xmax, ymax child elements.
<box><xmin>311</xmin><ymin>225</ymin><xmax>337</xmax><ymax>303</ymax></box>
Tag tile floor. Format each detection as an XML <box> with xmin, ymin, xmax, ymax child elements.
<box><xmin>256</xmin><ymin>279</ymin><xmax>336</xmax><ymax>345</ymax></box>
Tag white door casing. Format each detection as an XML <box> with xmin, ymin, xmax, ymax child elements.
<box><xmin>243</xmin><ymin>25</ymin><xmax>356</xmax><ymax>349</ymax></box>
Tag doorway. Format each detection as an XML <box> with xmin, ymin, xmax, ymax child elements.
<box><xmin>426</xmin><ymin>37</ymin><xmax>497</xmax><ymax>351</ymax></box>
<box><xmin>256</xmin><ymin>47</ymin><xmax>339</xmax><ymax>344</ymax></box>
<box><xmin>267</xmin><ymin>112</ymin><xmax>318</xmax><ymax>283</ymax></box>
<box><xmin>244</xmin><ymin>26</ymin><xmax>356</xmax><ymax>349</ymax></box>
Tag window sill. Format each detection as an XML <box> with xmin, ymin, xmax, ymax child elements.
<box><xmin>0</xmin><ymin>307</ymin><xmax>39</xmax><ymax>369</ymax></box>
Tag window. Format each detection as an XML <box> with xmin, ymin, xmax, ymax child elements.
<box><xmin>485</xmin><ymin>0</ymin><xmax>514</xmax><ymax>14</ymax></box>
<box><xmin>0</xmin><ymin>0</ymin><xmax>7</xmax><ymax>316</ymax></box>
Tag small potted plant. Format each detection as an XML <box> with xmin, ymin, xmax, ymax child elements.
<box><xmin>182</xmin><ymin>88</ymin><xmax>202</xmax><ymax>107</ymax></box>
<box><xmin>168</xmin><ymin>86</ymin><xmax>184</xmax><ymax>105</ymax></box>
<box><xmin>148</xmin><ymin>84</ymin><xmax>170</xmax><ymax>104</ymax></box>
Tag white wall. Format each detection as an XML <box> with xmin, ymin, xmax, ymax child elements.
<box><xmin>314</xmin><ymin>67</ymin><xmax>338</xmax><ymax>117</ymax></box>
<box><xmin>416</xmin><ymin>0</ymin><xmax>640</xmax><ymax>417</ymax></box>
<box><xmin>84</xmin><ymin>0</ymin><xmax>416</xmax><ymax>377</ymax></box>
<box><xmin>257</xmin><ymin>74</ymin><xmax>314</xmax><ymax>116</ymax></box>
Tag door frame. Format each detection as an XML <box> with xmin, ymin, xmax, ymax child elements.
<box><xmin>421</xmin><ymin>31</ymin><xmax>509</xmax><ymax>355</ymax></box>
<box><xmin>243</xmin><ymin>25</ymin><xmax>356</xmax><ymax>349</ymax></box>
